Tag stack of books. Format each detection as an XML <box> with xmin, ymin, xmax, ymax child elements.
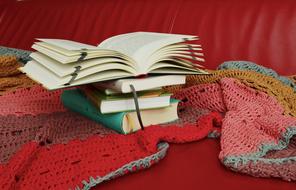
<box><xmin>62</xmin><ymin>75</ymin><xmax>185</xmax><ymax>134</ymax></box>
<box><xmin>20</xmin><ymin>32</ymin><xmax>207</xmax><ymax>134</ymax></box>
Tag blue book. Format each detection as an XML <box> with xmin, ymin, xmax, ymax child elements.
<box><xmin>61</xmin><ymin>89</ymin><xmax>179</xmax><ymax>134</ymax></box>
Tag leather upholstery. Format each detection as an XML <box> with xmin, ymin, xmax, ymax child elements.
<box><xmin>0</xmin><ymin>0</ymin><xmax>295</xmax><ymax>189</ymax></box>
<box><xmin>1</xmin><ymin>0</ymin><xmax>296</xmax><ymax>74</ymax></box>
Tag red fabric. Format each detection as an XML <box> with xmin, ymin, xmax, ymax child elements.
<box><xmin>0</xmin><ymin>113</ymin><xmax>220</xmax><ymax>189</ymax></box>
<box><xmin>1</xmin><ymin>0</ymin><xmax>296</xmax><ymax>189</ymax></box>
<box><xmin>0</xmin><ymin>0</ymin><xmax>296</xmax><ymax>75</ymax></box>
<box><xmin>171</xmin><ymin>0</ymin><xmax>296</xmax><ymax>75</ymax></box>
<box><xmin>99</xmin><ymin>141</ymin><xmax>296</xmax><ymax>190</ymax></box>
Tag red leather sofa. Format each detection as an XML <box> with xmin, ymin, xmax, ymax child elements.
<box><xmin>0</xmin><ymin>0</ymin><xmax>295</xmax><ymax>189</ymax></box>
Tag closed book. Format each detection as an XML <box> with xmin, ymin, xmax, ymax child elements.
<box><xmin>82</xmin><ymin>86</ymin><xmax>171</xmax><ymax>113</ymax></box>
<box><xmin>61</xmin><ymin>89</ymin><xmax>179</xmax><ymax>134</ymax></box>
<box><xmin>92</xmin><ymin>75</ymin><xmax>186</xmax><ymax>93</ymax></box>
<box><xmin>96</xmin><ymin>86</ymin><xmax>162</xmax><ymax>95</ymax></box>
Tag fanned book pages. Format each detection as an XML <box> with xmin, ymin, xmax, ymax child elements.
<box><xmin>20</xmin><ymin>32</ymin><xmax>207</xmax><ymax>90</ymax></box>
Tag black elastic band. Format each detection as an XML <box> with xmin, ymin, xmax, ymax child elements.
<box><xmin>183</xmin><ymin>38</ymin><xmax>197</xmax><ymax>61</ymax></box>
<box><xmin>64</xmin><ymin>51</ymin><xmax>87</xmax><ymax>86</ymax></box>
<box><xmin>78</xmin><ymin>51</ymin><xmax>87</xmax><ymax>62</ymax></box>
<box><xmin>130</xmin><ymin>84</ymin><xmax>144</xmax><ymax>130</ymax></box>
<box><xmin>64</xmin><ymin>66</ymin><xmax>81</xmax><ymax>86</ymax></box>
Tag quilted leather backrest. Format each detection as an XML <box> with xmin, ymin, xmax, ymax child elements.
<box><xmin>0</xmin><ymin>0</ymin><xmax>295</xmax><ymax>74</ymax></box>
<box><xmin>170</xmin><ymin>0</ymin><xmax>296</xmax><ymax>75</ymax></box>
<box><xmin>0</xmin><ymin>0</ymin><xmax>178</xmax><ymax>46</ymax></box>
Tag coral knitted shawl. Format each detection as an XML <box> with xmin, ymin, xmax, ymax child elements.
<box><xmin>0</xmin><ymin>56</ymin><xmax>295</xmax><ymax>189</ymax></box>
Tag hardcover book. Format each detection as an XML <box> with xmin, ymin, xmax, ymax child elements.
<box><xmin>82</xmin><ymin>86</ymin><xmax>171</xmax><ymax>113</ymax></box>
<box><xmin>61</xmin><ymin>89</ymin><xmax>179</xmax><ymax>134</ymax></box>
<box><xmin>93</xmin><ymin>75</ymin><xmax>186</xmax><ymax>93</ymax></box>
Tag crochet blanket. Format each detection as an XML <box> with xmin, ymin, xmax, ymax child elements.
<box><xmin>0</xmin><ymin>57</ymin><xmax>295</xmax><ymax>189</ymax></box>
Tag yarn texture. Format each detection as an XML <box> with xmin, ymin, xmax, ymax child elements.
<box><xmin>218</xmin><ymin>60</ymin><xmax>296</xmax><ymax>91</ymax></box>
<box><xmin>0</xmin><ymin>58</ymin><xmax>295</xmax><ymax>189</ymax></box>
<box><xmin>0</xmin><ymin>46</ymin><xmax>31</xmax><ymax>63</ymax></box>
<box><xmin>167</xmin><ymin>69</ymin><xmax>296</xmax><ymax>117</ymax></box>
<box><xmin>0</xmin><ymin>56</ymin><xmax>35</xmax><ymax>95</ymax></box>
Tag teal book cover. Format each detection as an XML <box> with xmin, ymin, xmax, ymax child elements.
<box><xmin>61</xmin><ymin>89</ymin><xmax>126</xmax><ymax>134</ymax></box>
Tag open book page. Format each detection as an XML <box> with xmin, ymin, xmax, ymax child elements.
<box><xmin>30</xmin><ymin>52</ymin><xmax>136</xmax><ymax>77</ymax></box>
<box><xmin>98</xmin><ymin>32</ymin><xmax>197</xmax><ymax>75</ymax></box>
<box><xmin>34</xmin><ymin>39</ymin><xmax>135</xmax><ymax>65</ymax></box>
<box><xmin>20</xmin><ymin>60</ymin><xmax>133</xmax><ymax>90</ymax></box>
<box><xmin>36</xmin><ymin>39</ymin><xmax>99</xmax><ymax>51</ymax></box>
<box><xmin>21</xmin><ymin>32</ymin><xmax>207</xmax><ymax>90</ymax></box>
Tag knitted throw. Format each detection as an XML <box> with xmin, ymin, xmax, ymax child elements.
<box><xmin>0</xmin><ymin>46</ymin><xmax>32</xmax><ymax>64</ymax></box>
<box><xmin>0</xmin><ymin>56</ymin><xmax>35</xmax><ymax>96</ymax></box>
<box><xmin>0</xmin><ymin>56</ymin><xmax>295</xmax><ymax>189</ymax></box>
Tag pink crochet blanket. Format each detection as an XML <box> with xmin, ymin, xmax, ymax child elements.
<box><xmin>0</xmin><ymin>62</ymin><xmax>295</xmax><ymax>189</ymax></box>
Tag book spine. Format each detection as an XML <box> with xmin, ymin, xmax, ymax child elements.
<box><xmin>82</xmin><ymin>88</ymin><xmax>101</xmax><ymax>108</ymax></box>
<box><xmin>61</xmin><ymin>89</ymin><xmax>126</xmax><ymax>134</ymax></box>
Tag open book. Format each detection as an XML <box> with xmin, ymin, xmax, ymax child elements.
<box><xmin>20</xmin><ymin>32</ymin><xmax>207</xmax><ymax>90</ymax></box>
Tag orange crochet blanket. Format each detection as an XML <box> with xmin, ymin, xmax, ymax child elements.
<box><xmin>0</xmin><ymin>56</ymin><xmax>35</xmax><ymax>96</ymax></box>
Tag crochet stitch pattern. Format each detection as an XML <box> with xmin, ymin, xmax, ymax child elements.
<box><xmin>218</xmin><ymin>61</ymin><xmax>296</xmax><ymax>91</ymax></box>
<box><xmin>185</xmin><ymin>69</ymin><xmax>296</xmax><ymax>117</ymax></box>
<box><xmin>172</xmin><ymin>77</ymin><xmax>296</xmax><ymax>181</ymax></box>
<box><xmin>0</xmin><ymin>112</ymin><xmax>117</xmax><ymax>164</ymax></box>
<box><xmin>0</xmin><ymin>46</ymin><xmax>31</xmax><ymax>64</ymax></box>
<box><xmin>0</xmin><ymin>86</ymin><xmax>65</xmax><ymax>116</ymax></box>
<box><xmin>0</xmin><ymin>60</ymin><xmax>295</xmax><ymax>189</ymax></box>
<box><xmin>289</xmin><ymin>75</ymin><xmax>296</xmax><ymax>84</ymax></box>
<box><xmin>0</xmin><ymin>112</ymin><xmax>221</xmax><ymax>189</ymax></box>
<box><xmin>0</xmin><ymin>56</ymin><xmax>22</xmax><ymax>77</ymax></box>
<box><xmin>165</xmin><ymin>69</ymin><xmax>296</xmax><ymax>117</ymax></box>
<box><xmin>0</xmin><ymin>56</ymin><xmax>35</xmax><ymax>96</ymax></box>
